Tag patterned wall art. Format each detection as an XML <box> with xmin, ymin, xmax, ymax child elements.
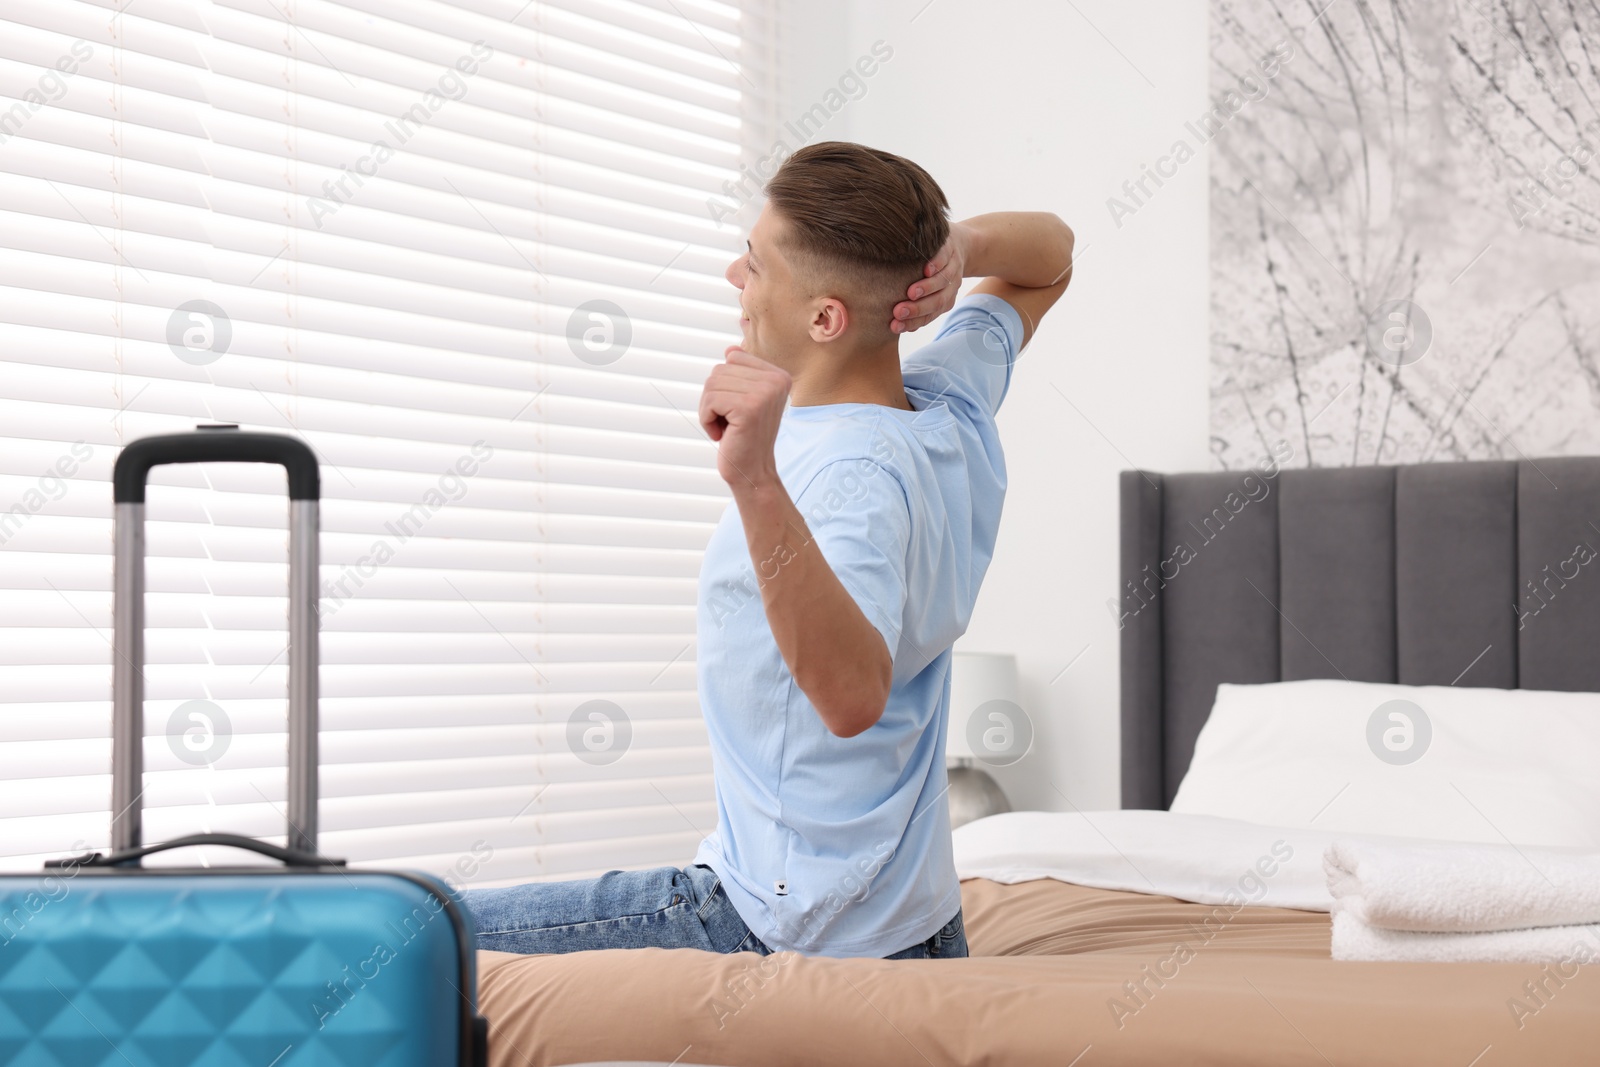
<box><xmin>1209</xmin><ymin>0</ymin><xmax>1600</xmax><ymax>470</ymax></box>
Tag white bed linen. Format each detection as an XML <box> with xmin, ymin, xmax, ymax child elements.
<box><xmin>952</xmin><ymin>809</ymin><xmax>1455</xmax><ymax>913</ymax></box>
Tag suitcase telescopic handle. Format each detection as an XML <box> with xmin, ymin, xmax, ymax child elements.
<box><xmin>110</xmin><ymin>426</ymin><xmax>322</xmax><ymax>856</ymax></box>
<box><xmin>113</xmin><ymin>426</ymin><xmax>321</xmax><ymax>504</ymax></box>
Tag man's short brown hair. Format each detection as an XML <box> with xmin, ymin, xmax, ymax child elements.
<box><xmin>764</xmin><ymin>142</ymin><xmax>949</xmax><ymax>339</ymax></box>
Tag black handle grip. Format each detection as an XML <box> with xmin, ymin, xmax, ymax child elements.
<box><xmin>45</xmin><ymin>832</ymin><xmax>346</xmax><ymax>869</ymax></box>
<box><xmin>113</xmin><ymin>426</ymin><xmax>320</xmax><ymax>503</ymax></box>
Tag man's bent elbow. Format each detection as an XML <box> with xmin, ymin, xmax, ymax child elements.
<box><xmin>1052</xmin><ymin>215</ymin><xmax>1076</xmax><ymax>275</ymax></box>
<box><xmin>806</xmin><ymin>634</ymin><xmax>891</xmax><ymax>737</ymax></box>
<box><xmin>818</xmin><ymin>680</ymin><xmax>890</xmax><ymax>738</ymax></box>
<box><xmin>824</xmin><ymin>700</ymin><xmax>886</xmax><ymax>739</ymax></box>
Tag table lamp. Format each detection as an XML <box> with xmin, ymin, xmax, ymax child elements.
<box><xmin>946</xmin><ymin>650</ymin><xmax>1019</xmax><ymax>829</ymax></box>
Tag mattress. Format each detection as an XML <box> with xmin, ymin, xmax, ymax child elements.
<box><xmin>477</xmin><ymin>876</ymin><xmax>1600</xmax><ymax>1065</ymax></box>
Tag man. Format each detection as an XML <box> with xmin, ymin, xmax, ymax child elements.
<box><xmin>465</xmin><ymin>141</ymin><xmax>1073</xmax><ymax>960</ymax></box>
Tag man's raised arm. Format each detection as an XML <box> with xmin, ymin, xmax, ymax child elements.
<box><xmin>699</xmin><ymin>348</ymin><xmax>894</xmax><ymax>739</ymax></box>
<box><xmin>891</xmin><ymin>211</ymin><xmax>1076</xmax><ymax>344</ymax></box>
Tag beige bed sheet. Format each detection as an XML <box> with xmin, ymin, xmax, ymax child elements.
<box><xmin>477</xmin><ymin>877</ymin><xmax>1600</xmax><ymax>1066</ymax></box>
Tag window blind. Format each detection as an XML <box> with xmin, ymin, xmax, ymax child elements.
<box><xmin>0</xmin><ymin>0</ymin><xmax>778</xmax><ymax>887</ymax></box>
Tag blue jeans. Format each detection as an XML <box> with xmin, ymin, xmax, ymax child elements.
<box><xmin>462</xmin><ymin>863</ymin><xmax>968</xmax><ymax>960</ymax></box>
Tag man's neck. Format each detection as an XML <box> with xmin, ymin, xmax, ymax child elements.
<box><xmin>785</xmin><ymin>340</ymin><xmax>914</xmax><ymax>410</ymax></box>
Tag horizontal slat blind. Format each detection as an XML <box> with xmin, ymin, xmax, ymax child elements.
<box><xmin>0</xmin><ymin>0</ymin><xmax>769</xmax><ymax>886</ymax></box>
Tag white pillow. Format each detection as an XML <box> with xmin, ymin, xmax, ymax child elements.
<box><xmin>1168</xmin><ymin>679</ymin><xmax>1600</xmax><ymax>848</ymax></box>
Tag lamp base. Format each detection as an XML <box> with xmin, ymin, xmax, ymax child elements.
<box><xmin>946</xmin><ymin>762</ymin><xmax>1012</xmax><ymax>829</ymax></box>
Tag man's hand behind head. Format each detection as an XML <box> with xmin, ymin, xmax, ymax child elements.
<box><xmin>891</xmin><ymin>222</ymin><xmax>970</xmax><ymax>334</ymax></box>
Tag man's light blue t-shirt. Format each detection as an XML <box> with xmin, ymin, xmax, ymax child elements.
<box><xmin>693</xmin><ymin>293</ymin><xmax>1023</xmax><ymax>957</ymax></box>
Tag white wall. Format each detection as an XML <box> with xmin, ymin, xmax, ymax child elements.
<box><xmin>781</xmin><ymin>0</ymin><xmax>1212</xmax><ymax>810</ymax></box>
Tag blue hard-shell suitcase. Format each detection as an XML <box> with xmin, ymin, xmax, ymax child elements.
<box><xmin>0</xmin><ymin>428</ymin><xmax>489</xmax><ymax>1066</ymax></box>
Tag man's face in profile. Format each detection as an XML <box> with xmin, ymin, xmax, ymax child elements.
<box><xmin>725</xmin><ymin>206</ymin><xmax>822</xmax><ymax>369</ymax></box>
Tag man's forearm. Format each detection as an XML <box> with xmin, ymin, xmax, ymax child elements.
<box><xmin>731</xmin><ymin>480</ymin><xmax>892</xmax><ymax>739</ymax></box>
<box><xmin>958</xmin><ymin>212</ymin><xmax>1075</xmax><ymax>287</ymax></box>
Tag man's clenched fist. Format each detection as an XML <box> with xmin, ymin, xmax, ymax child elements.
<box><xmin>699</xmin><ymin>346</ymin><xmax>790</xmax><ymax>489</ymax></box>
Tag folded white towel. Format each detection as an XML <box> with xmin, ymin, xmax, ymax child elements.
<box><xmin>1331</xmin><ymin>912</ymin><xmax>1600</xmax><ymax>964</ymax></box>
<box><xmin>1324</xmin><ymin>838</ymin><xmax>1600</xmax><ymax>933</ymax></box>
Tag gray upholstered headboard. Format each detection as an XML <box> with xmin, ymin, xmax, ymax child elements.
<box><xmin>1118</xmin><ymin>458</ymin><xmax>1600</xmax><ymax>810</ymax></box>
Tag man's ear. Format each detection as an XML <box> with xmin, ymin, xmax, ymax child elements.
<box><xmin>808</xmin><ymin>296</ymin><xmax>850</xmax><ymax>344</ymax></box>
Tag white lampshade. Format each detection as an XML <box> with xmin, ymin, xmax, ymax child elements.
<box><xmin>946</xmin><ymin>651</ymin><xmax>1020</xmax><ymax>761</ymax></box>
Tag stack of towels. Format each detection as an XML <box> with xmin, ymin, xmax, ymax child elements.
<box><xmin>1325</xmin><ymin>838</ymin><xmax>1600</xmax><ymax>963</ymax></box>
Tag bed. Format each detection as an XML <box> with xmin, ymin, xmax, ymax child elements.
<box><xmin>477</xmin><ymin>457</ymin><xmax>1600</xmax><ymax>1065</ymax></box>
